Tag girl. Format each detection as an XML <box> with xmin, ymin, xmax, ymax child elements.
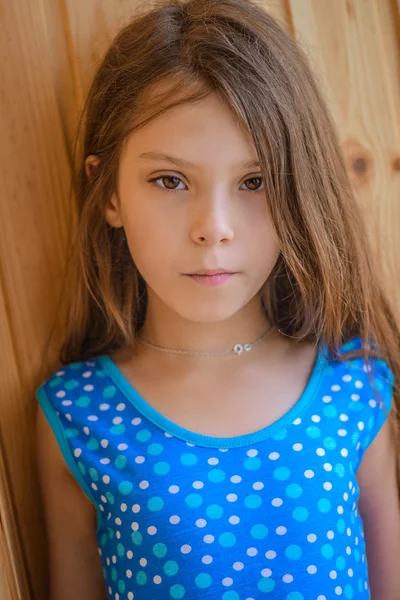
<box><xmin>35</xmin><ymin>0</ymin><xmax>400</xmax><ymax>598</ymax></box>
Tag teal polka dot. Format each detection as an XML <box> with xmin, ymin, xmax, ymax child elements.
<box><xmin>287</xmin><ymin>594</ymin><xmax>304</xmax><ymax>600</ymax></box>
<box><xmin>257</xmin><ymin>576</ymin><xmax>275</xmax><ymax>592</ymax></box>
<box><xmin>148</xmin><ymin>496</ymin><xmax>164</xmax><ymax>511</ymax></box>
<box><xmin>65</xmin><ymin>379</ymin><xmax>79</xmax><ymax>390</ymax></box>
<box><xmin>77</xmin><ymin>462</ymin><xmax>86</xmax><ymax>475</ymax></box>
<box><xmin>118</xmin><ymin>580</ymin><xmax>125</xmax><ymax>594</ymax></box>
<box><xmin>272</xmin><ymin>428</ymin><xmax>288</xmax><ymax>440</ymax></box>
<box><xmin>49</xmin><ymin>377</ymin><xmax>63</xmax><ymax>387</ymax></box>
<box><xmin>65</xmin><ymin>428</ymin><xmax>79</xmax><ymax>438</ymax></box>
<box><xmin>110</xmin><ymin>424</ymin><xmax>126</xmax><ymax>435</ymax></box>
<box><xmin>357</xmin><ymin>578</ymin><xmax>363</xmax><ymax>593</ymax></box>
<box><xmin>88</xmin><ymin>468</ymin><xmax>98</xmax><ymax>481</ymax></box>
<box><xmin>164</xmin><ymin>560</ymin><xmax>179</xmax><ymax>576</ymax></box>
<box><xmin>351</xmin><ymin>431</ymin><xmax>360</xmax><ymax>445</ymax></box>
<box><xmin>285</xmin><ymin>545</ymin><xmax>302</xmax><ymax>560</ymax></box>
<box><xmin>222</xmin><ymin>593</ymin><xmax>240</xmax><ymax>600</ymax></box>
<box><xmin>118</xmin><ymin>481</ymin><xmax>133</xmax><ymax>495</ymax></box>
<box><xmin>206</xmin><ymin>504</ymin><xmax>224</xmax><ymax>519</ymax></box>
<box><xmin>115</xmin><ymin>454</ymin><xmax>127</xmax><ymax>469</ymax></box>
<box><xmin>117</xmin><ymin>543</ymin><xmax>125</xmax><ymax>557</ymax></box>
<box><xmin>286</xmin><ymin>483</ymin><xmax>303</xmax><ymax>499</ymax></box>
<box><xmin>69</xmin><ymin>361</ymin><xmax>83</xmax><ymax>370</ymax></box>
<box><xmin>208</xmin><ymin>469</ymin><xmax>226</xmax><ymax>482</ymax></box>
<box><xmin>180</xmin><ymin>453</ymin><xmax>198</xmax><ymax>466</ymax></box>
<box><xmin>368</xmin><ymin>416</ymin><xmax>374</xmax><ymax>430</ymax></box>
<box><xmin>244</xmin><ymin>494</ymin><xmax>262</xmax><ymax>509</ymax></box>
<box><xmin>131</xmin><ymin>531</ymin><xmax>143</xmax><ymax>546</ymax></box>
<box><xmin>147</xmin><ymin>442</ymin><xmax>164</xmax><ymax>455</ymax></box>
<box><xmin>273</xmin><ymin>467</ymin><xmax>291</xmax><ymax>481</ymax></box>
<box><xmin>111</xmin><ymin>568</ymin><xmax>117</xmax><ymax>581</ymax></box>
<box><xmin>170</xmin><ymin>583</ymin><xmax>186</xmax><ymax>598</ymax></box>
<box><xmin>306</xmin><ymin>426</ymin><xmax>321</xmax><ymax>439</ymax></box>
<box><xmin>103</xmin><ymin>385</ymin><xmax>116</xmax><ymax>398</ymax></box>
<box><xmin>244</xmin><ymin>457</ymin><xmax>261</xmax><ymax>470</ymax></box>
<box><xmin>335</xmin><ymin>463</ymin><xmax>345</xmax><ymax>477</ymax></box>
<box><xmin>185</xmin><ymin>493</ymin><xmax>203</xmax><ymax>508</ymax></box>
<box><xmin>153</xmin><ymin>542</ymin><xmax>167</xmax><ymax>558</ymax></box>
<box><xmin>321</xmin><ymin>544</ymin><xmax>334</xmax><ymax>559</ymax></box>
<box><xmin>323</xmin><ymin>436</ymin><xmax>337</xmax><ymax>450</ymax></box>
<box><xmin>323</xmin><ymin>405</ymin><xmax>338</xmax><ymax>418</ymax></box>
<box><xmin>195</xmin><ymin>573</ymin><xmax>212</xmax><ymax>588</ymax></box>
<box><xmin>100</xmin><ymin>532</ymin><xmax>107</xmax><ymax>547</ymax></box>
<box><xmin>219</xmin><ymin>532</ymin><xmax>236</xmax><ymax>547</ymax></box>
<box><xmin>250</xmin><ymin>524</ymin><xmax>268</xmax><ymax>539</ymax></box>
<box><xmin>292</xmin><ymin>507</ymin><xmax>309</xmax><ymax>522</ymax></box>
<box><xmin>86</xmin><ymin>437</ymin><xmax>99</xmax><ymax>450</ymax></box>
<box><xmin>136</xmin><ymin>571</ymin><xmax>147</xmax><ymax>585</ymax></box>
<box><xmin>154</xmin><ymin>461</ymin><xmax>170</xmax><ymax>475</ymax></box>
<box><xmin>107</xmin><ymin>527</ymin><xmax>114</xmax><ymax>539</ymax></box>
<box><xmin>336</xmin><ymin>556</ymin><xmax>346</xmax><ymax>570</ymax></box>
<box><xmin>105</xmin><ymin>491</ymin><xmax>115</xmax><ymax>504</ymax></box>
<box><xmin>344</xmin><ymin>584</ymin><xmax>354</xmax><ymax>599</ymax></box>
<box><xmin>136</xmin><ymin>429</ymin><xmax>152</xmax><ymax>442</ymax></box>
<box><xmin>337</xmin><ymin>519</ymin><xmax>346</xmax><ymax>533</ymax></box>
<box><xmin>317</xmin><ymin>498</ymin><xmax>331</xmax><ymax>514</ymax></box>
<box><xmin>354</xmin><ymin>549</ymin><xmax>360</xmax><ymax>563</ymax></box>
<box><xmin>76</xmin><ymin>396</ymin><xmax>91</xmax><ymax>407</ymax></box>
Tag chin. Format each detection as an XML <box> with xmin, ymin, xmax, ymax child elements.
<box><xmin>172</xmin><ymin>300</ymin><xmax>247</xmax><ymax>324</ymax></box>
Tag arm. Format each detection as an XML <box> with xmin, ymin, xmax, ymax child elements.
<box><xmin>357</xmin><ymin>418</ymin><xmax>400</xmax><ymax>600</ymax></box>
<box><xmin>36</xmin><ymin>404</ymin><xmax>108</xmax><ymax>600</ymax></box>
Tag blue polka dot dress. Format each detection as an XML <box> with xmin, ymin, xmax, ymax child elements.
<box><xmin>35</xmin><ymin>336</ymin><xmax>395</xmax><ymax>600</ymax></box>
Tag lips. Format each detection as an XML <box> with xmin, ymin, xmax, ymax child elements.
<box><xmin>183</xmin><ymin>269</ymin><xmax>237</xmax><ymax>286</ymax></box>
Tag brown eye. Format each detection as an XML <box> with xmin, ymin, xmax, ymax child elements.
<box><xmin>243</xmin><ymin>177</ymin><xmax>264</xmax><ymax>191</ymax></box>
<box><xmin>148</xmin><ymin>175</ymin><xmax>186</xmax><ymax>193</ymax></box>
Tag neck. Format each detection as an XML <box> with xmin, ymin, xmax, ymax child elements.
<box><xmin>138</xmin><ymin>289</ymin><xmax>273</xmax><ymax>353</ymax></box>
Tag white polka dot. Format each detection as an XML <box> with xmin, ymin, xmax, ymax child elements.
<box><xmin>153</xmin><ymin>575</ymin><xmax>162</xmax><ymax>584</ymax></box>
<box><xmin>342</xmin><ymin>374</ymin><xmax>352</xmax><ymax>382</ymax></box>
<box><xmin>132</xmin><ymin>417</ymin><xmax>142</xmax><ymax>425</ymax></box>
<box><xmin>307</xmin><ymin>533</ymin><xmax>317</xmax><ymax>543</ymax></box>
<box><xmin>127</xmin><ymin>550</ymin><xmax>133</xmax><ymax>559</ymax></box>
<box><xmin>358</xmin><ymin>421</ymin><xmax>365</xmax><ymax>431</ymax></box>
<box><xmin>230</xmin><ymin>475</ymin><xmax>242</xmax><ymax>483</ymax></box>
<box><xmin>100</xmin><ymin>439</ymin><xmax>109</xmax><ymax>448</ymax></box>
<box><xmin>330</xmin><ymin>570</ymin><xmax>337</xmax><ymax>579</ymax></box>
<box><xmin>82</xmin><ymin>370</ymin><xmax>92</xmax><ymax>378</ymax></box>
<box><xmin>62</xmin><ymin>400</ymin><xmax>73</xmax><ymax>406</ymax></box>
<box><xmin>343</xmin><ymin>492</ymin><xmax>349</xmax><ymax>501</ymax></box>
<box><xmin>83</xmin><ymin>384</ymin><xmax>94</xmax><ymax>392</ymax></box>
<box><xmin>196</xmin><ymin>519</ymin><xmax>207</xmax><ymax>528</ymax></box>
<box><xmin>102</xmin><ymin>475</ymin><xmax>110</xmax><ymax>484</ymax></box>
<box><xmin>170</xmin><ymin>515</ymin><xmax>180</xmax><ymax>524</ymax></box>
<box><xmin>322</xmin><ymin>395</ymin><xmax>332</xmax><ymax>403</ymax></box>
<box><xmin>269</xmin><ymin>452</ymin><xmax>280</xmax><ymax>460</ymax></box>
<box><xmin>355</xmin><ymin>380</ymin><xmax>363</xmax><ymax>388</ymax></box>
<box><xmin>327</xmin><ymin>531</ymin><xmax>334</xmax><ymax>539</ymax></box>
<box><xmin>118</xmin><ymin>443</ymin><xmax>128</xmax><ymax>451</ymax></box>
<box><xmin>261</xmin><ymin>568</ymin><xmax>272</xmax><ymax>577</ymax></box>
<box><xmin>87</xmin><ymin>415</ymin><xmax>98</xmax><ymax>421</ymax></box>
<box><xmin>348</xmin><ymin>568</ymin><xmax>353</xmax><ymax>577</ymax></box>
<box><xmin>311</xmin><ymin>415</ymin><xmax>321</xmax><ymax>422</ymax></box>
<box><xmin>253</xmin><ymin>481</ymin><xmax>264</xmax><ymax>490</ymax></box>
<box><xmin>83</xmin><ymin>426</ymin><xmax>89</xmax><ymax>435</ymax></box>
<box><xmin>335</xmin><ymin>586</ymin><xmax>343</xmax><ymax>595</ymax></box>
<box><xmin>323</xmin><ymin>463</ymin><xmax>333</xmax><ymax>471</ymax></box>
<box><xmin>293</xmin><ymin>417</ymin><xmax>302</xmax><ymax>424</ymax></box>
<box><xmin>338</xmin><ymin>429</ymin><xmax>347</xmax><ymax>437</ymax></box>
<box><xmin>346</xmin><ymin>528</ymin><xmax>352</xmax><ymax>536</ymax></box>
<box><xmin>100</xmin><ymin>404</ymin><xmax>110</xmax><ymax>411</ymax></box>
<box><xmin>227</xmin><ymin>493</ymin><xmax>237</xmax><ymax>502</ymax></box>
<box><xmin>338</xmin><ymin>506</ymin><xmax>344</xmax><ymax>514</ymax></box>
<box><xmin>181</xmin><ymin>544</ymin><xmax>191</xmax><ymax>554</ymax></box>
<box><xmin>208</xmin><ymin>457</ymin><xmax>219</xmax><ymax>465</ymax></box>
<box><xmin>276</xmin><ymin>526</ymin><xmax>287</xmax><ymax>535</ymax></box>
<box><xmin>222</xmin><ymin>577</ymin><xmax>233</xmax><ymax>586</ymax></box>
<box><xmin>132</xmin><ymin>504</ymin><xmax>140</xmax><ymax>513</ymax></box>
<box><xmin>293</xmin><ymin>443</ymin><xmax>303</xmax><ymax>451</ymax></box>
<box><xmin>265</xmin><ymin>550</ymin><xmax>276</xmax><ymax>559</ymax></box>
<box><xmin>323</xmin><ymin>482</ymin><xmax>332</xmax><ymax>491</ymax></box>
<box><xmin>331</xmin><ymin>384</ymin><xmax>341</xmax><ymax>391</ymax></box>
<box><xmin>304</xmin><ymin>470</ymin><xmax>314</xmax><ymax>478</ymax></box>
<box><xmin>246</xmin><ymin>547</ymin><xmax>258</xmax><ymax>556</ymax></box>
<box><xmin>282</xmin><ymin>574</ymin><xmax>293</xmax><ymax>583</ymax></box>
<box><xmin>233</xmin><ymin>561</ymin><xmax>244</xmax><ymax>570</ymax></box>
<box><xmin>316</xmin><ymin>448</ymin><xmax>326</xmax><ymax>456</ymax></box>
<box><xmin>317</xmin><ymin>596</ymin><xmax>327</xmax><ymax>600</ymax></box>
<box><xmin>112</xmin><ymin>416</ymin><xmax>123</xmax><ymax>425</ymax></box>
<box><xmin>139</xmin><ymin>480</ymin><xmax>148</xmax><ymax>489</ymax></box>
<box><xmin>247</xmin><ymin>449</ymin><xmax>258</xmax><ymax>457</ymax></box>
<box><xmin>203</xmin><ymin>534</ymin><xmax>214</xmax><ymax>543</ymax></box>
<box><xmin>193</xmin><ymin>480</ymin><xmax>204</xmax><ymax>489</ymax></box>
<box><xmin>369</xmin><ymin>399</ymin><xmax>377</xmax><ymax>408</ymax></box>
<box><xmin>271</xmin><ymin>498</ymin><xmax>283</xmax><ymax>507</ymax></box>
<box><xmin>202</xmin><ymin>555</ymin><xmax>213</xmax><ymax>564</ymax></box>
<box><xmin>351</xmin><ymin>394</ymin><xmax>360</xmax><ymax>402</ymax></box>
<box><xmin>340</xmin><ymin>448</ymin><xmax>348</xmax><ymax>457</ymax></box>
<box><xmin>346</xmin><ymin>546</ymin><xmax>351</xmax><ymax>555</ymax></box>
<box><xmin>340</xmin><ymin>414</ymin><xmax>349</xmax><ymax>422</ymax></box>
<box><xmin>307</xmin><ymin>565</ymin><xmax>317</xmax><ymax>574</ymax></box>
<box><xmin>229</xmin><ymin>515</ymin><xmax>240</xmax><ymax>525</ymax></box>
<box><xmin>74</xmin><ymin>448</ymin><xmax>82</xmax><ymax>457</ymax></box>
<box><xmin>169</xmin><ymin>485</ymin><xmax>179</xmax><ymax>494</ymax></box>
<box><xmin>139</xmin><ymin>558</ymin><xmax>147</xmax><ymax>566</ymax></box>
<box><xmin>136</xmin><ymin>456</ymin><xmax>145</xmax><ymax>464</ymax></box>
<box><xmin>56</xmin><ymin>390</ymin><xmax>66</xmax><ymax>398</ymax></box>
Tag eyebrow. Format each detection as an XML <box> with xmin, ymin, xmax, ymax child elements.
<box><xmin>136</xmin><ymin>151</ymin><xmax>260</xmax><ymax>169</ymax></box>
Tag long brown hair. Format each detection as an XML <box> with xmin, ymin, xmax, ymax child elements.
<box><xmin>56</xmin><ymin>0</ymin><xmax>399</xmax><ymax>474</ymax></box>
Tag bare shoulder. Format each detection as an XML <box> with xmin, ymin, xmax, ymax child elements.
<box><xmin>35</xmin><ymin>404</ymin><xmax>107</xmax><ymax>599</ymax></box>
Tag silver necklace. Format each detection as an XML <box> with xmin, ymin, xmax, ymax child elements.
<box><xmin>136</xmin><ymin>324</ymin><xmax>276</xmax><ymax>357</ymax></box>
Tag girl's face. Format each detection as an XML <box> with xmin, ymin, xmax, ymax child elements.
<box><xmin>102</xmin><ymin>91</ymin><xmax>280</xmax><ymax>324</ymax></box>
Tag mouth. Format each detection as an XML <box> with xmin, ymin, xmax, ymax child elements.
<box><xmin>183</xmin><ymin>269</ymin><xmax>238</xmax><ymax>286</ymax></box>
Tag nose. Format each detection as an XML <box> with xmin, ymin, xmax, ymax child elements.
<box><xmin>190</xmin><ymin>194</ymin><xmax>234</xmax><ymax>246</ymax></box>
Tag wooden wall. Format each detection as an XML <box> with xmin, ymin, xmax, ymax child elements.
<box><xmin>0</xmin><ymin>0</ymin><xmax>399</xmax><ymax>598</ymax></box>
